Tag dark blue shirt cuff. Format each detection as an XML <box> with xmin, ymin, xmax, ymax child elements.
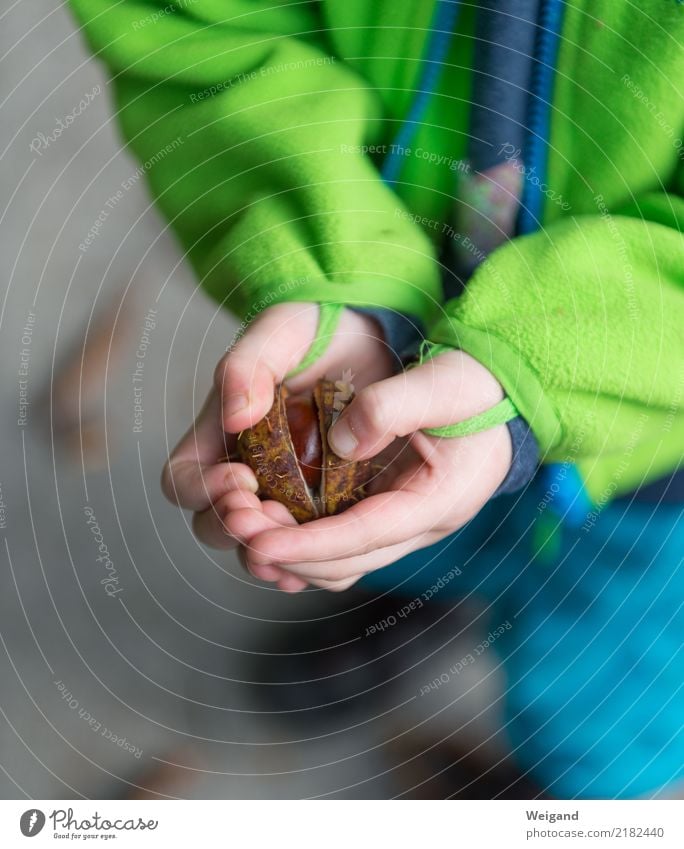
<box><xmin>351</xmin><ymin>307</ymin><xmax>424</xmax><ymax>371</ymax></box>
<box><xmin>495</xmin><ymin>416</ymin><xmax>539</xmax><ymax>496</ymax></box>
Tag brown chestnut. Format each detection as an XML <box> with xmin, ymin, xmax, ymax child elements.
<box><xmin>285</xmin><ymin>394</ymin><xmax>323</xmax><ymax>490</ymax></box>
<box><xmin>237</xmin><ymin>376</ymin><xmax>373</xmax><ymax>523</ymax></box>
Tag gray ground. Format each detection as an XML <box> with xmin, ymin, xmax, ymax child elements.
<box><xmin>0</xmin><ymin>1</ymin><xmax>506</xmax><ymax>799</ymax></box>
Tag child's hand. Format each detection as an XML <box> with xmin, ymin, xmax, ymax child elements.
<box><xmin>236</xmin><ymin>350</ymin><xmax>513</xmax><ymax>592</ymax></box>
<box><xmin>161</xmin><ymin>302</ymin><xmax>394</xmax><ymax>587</ymax></box>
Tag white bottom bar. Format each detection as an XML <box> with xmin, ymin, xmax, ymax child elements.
<box><xmin>3</xmin><ymin>800</ymin><xmax>684</xmax><ymax>848</ymax></box>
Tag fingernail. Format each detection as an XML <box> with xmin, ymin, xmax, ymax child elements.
<box><xmin>226</xmin><ymin>393</ymin><xmax>248</xmax><ymax>417</ymax></box>
<box><xmin>226</xmin><ymin>471</ymin><xmax>258</xmax><ymax>493</ymax></box>
<box><xmin>241</xmin><ymin>475</ymin><xmax>259</xmax><ymax>494</ymax></box>
<box><xmin>328</xmin><ymin>418</ymin><xmax>358</xmax><ymax>458</ymax></box>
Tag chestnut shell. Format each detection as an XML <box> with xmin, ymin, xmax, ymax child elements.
<box><xmin>236</xmin><ymin>380</ymin><xmax>372</xmax><ymax>523</ymax></box>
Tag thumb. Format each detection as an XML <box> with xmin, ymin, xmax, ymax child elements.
<box><xmin>327</xmin><ymin>350</ymin><xmax>505</xmax><ymax>459</ymax></box>
<box><xmin>217</xmin><ymin>303</ymin><xmax>319</xmax><ymax>433</ymax></box>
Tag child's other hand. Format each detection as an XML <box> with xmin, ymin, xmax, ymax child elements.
<box><xmin>161</xmin><ymin>302</ymin><xmax>394</xmax><ymax>589</ymax></box>
<box><xmin>238</xmin><ymin>350</ymin><xmax>513</xmax><ymax>592</ymax></box>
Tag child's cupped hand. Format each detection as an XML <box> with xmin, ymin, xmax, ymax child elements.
<box><xmin>162</xmin><ymin>302</ymin><xmax>513</xmax><ymax>594</ymax></box>
<box><xmin>161</xmin><ymin>301</ymin><xmax>396</xmax><ymax>591</ymax></box>
<box><xmin>235</xmin><ymin>349</ymin><xmax>513</xmax><ymax>592</ymax></box>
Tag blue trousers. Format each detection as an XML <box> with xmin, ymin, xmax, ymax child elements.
<box><xmin>361</xmin><ymin>486</ymin><xmax>684</xmax><ymax>798</ymax></box>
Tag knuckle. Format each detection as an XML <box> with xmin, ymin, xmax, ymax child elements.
<box><xmin>223</xmin><ymin>353</ymin><xmax>261</xmax><ymax>399</ymax></box>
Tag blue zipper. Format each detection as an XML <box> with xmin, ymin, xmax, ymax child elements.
<box><xmin>518</xmin><ymin>0</ymin><xmax>594</xmax><ymax>528</ymax></box>
<box><xmin>517</xmin><ymin>0</ymin><xmax>565</xmax><ymax>235</ymax></box>
<box><xmin>381</xmin><ymin>0</ymin><xmax>461</xmax><ymax>185</ymax></box>
<box><xmin>381</xmin><ymin>0</ymin><xmax>588</xmax><ymax>530</ymax></box>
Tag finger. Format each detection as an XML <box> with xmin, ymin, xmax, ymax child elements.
<box><xmin>192</xmin><ymin>489</ymin><xmax>262</xmax><ymax>550</ymax></box>
<box><xmin>327</xmin><ymin>350</ymin><xmax>505</xmax><ymax>460</ymax></box>
<box><xmin>275</xmin><ymin>572</ymin><xmax>310</xmax><ymax>593</ymax></box>
<box><xmin>163</xmin><ymin>460</ymin><xmax>258</xmax><ymax>511</ymax></box>
<box><xmin>305</xmin><ymin>575</ymin><xmax>362</xmax><ymax>593</ymax></box>
<box><xmin>215</xmin><ymin>303</ymin><xmax>319</xmax><ymax>432</ymax></box>
<box><xmin>261</xmin><ymin>499</ymin><xmax>300</xmax><ymax>526</ymax></box>
<box><xmin>237</xmin><ymin>545</ymin><xmax>288</xmax><ymax>584</ymax></box>
<box><xmin>258</xmin><ymin>530</ymin><xmax>441</xmax><ymax>583</ymax></box>
<box><xmin>248</xmin><ymin>488</ymin><xmax>448</xmax><ymax>566</ymax></box>
<box><xmin>162</xmin><ymin>390</ymin><xmax>258</xmax><ymax>509</ymax></box>
<box><xmin>230</xmin><ymin>499</ymin><xmax>298</xmax><ymax>583</ymax></box>
<box><xmin>226</xmin><ymin>499</ymin><xmax>297</xmax><ymax>545</ymax></box>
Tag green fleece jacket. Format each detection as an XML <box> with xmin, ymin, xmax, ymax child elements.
<box><xmin>69</xmin><ymin>0</ymin><xmax>684</xmax><ymax>501</ymax></box>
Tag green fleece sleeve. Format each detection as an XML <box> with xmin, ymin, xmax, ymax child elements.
<box><xmin>427</xmin><ymin>184</ymin><xmax>684</xmax><ymax>501</ymax></box>
<box><xmin>68</xmin><ymin>0</ymin><xmax>440</xmax><ymax>324</ymax></box>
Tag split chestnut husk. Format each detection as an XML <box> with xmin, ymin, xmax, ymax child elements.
<box><xmin>237</xmin><ymin>377</ymin><xmax>372</xmax><ymax>523</ymax></box>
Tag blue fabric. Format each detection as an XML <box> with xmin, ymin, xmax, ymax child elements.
<box><xmin>360</xmin><ymin>487</ymin><xmax>684</xmax><ymax>798</ymax></box>
<box><xmin>468</xmin><ymin>0</ymin><xmax>540</xmax><ymax>171</ymax></box>
<box><xmin>512</xmin><ymin>0</ymin><xmax>591</xmax><ymax>522</ymax></box>
<box><xmin>537</xmin><ymin>463</ymin><xmax>594</xmax><ymax>528</ymax></box>
<box><xmin>517</xmin><ymin>0</ymin><xmax>565</xmax><ymax>235</ymax></box>
<box><xmin>352</xmin><ymin>307</ymin><xmax>424</xmax><ymax>367</ymax></box>
<box><xmin>624</xmin><ymin>472</ymin><xmax>684</xmax><ymax>504</ymax></box>
<box><xmin>381</xmin><ymin>0</ymin><xmax>462</xmax><ymax>184</ymax></box>
<box><xmin>497</xmin><ymin>413</ymin><xmax>539</xmax><ymax>496</ymax></box>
